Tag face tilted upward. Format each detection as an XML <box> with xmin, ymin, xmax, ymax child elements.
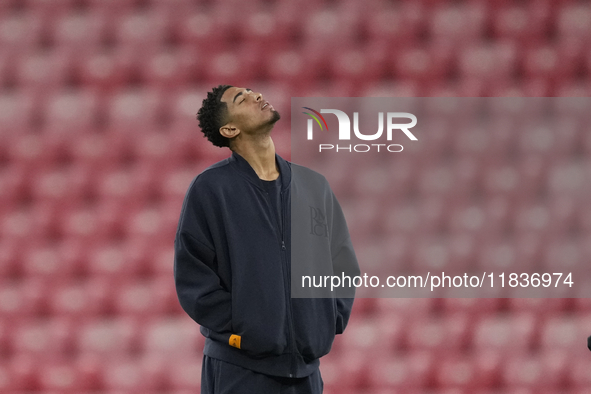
<box><xmin>220</xmin><ymin>87</ymin><xmax>280</xmax><ymax>135</ymax></box>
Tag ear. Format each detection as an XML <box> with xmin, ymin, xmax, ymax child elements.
<box><xmin>220</xmin><ymin>124</ymin><xmax>240</xmax><ymax>139</ymax></box>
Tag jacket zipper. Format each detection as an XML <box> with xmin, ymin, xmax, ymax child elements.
<box><xmin>280</xmin><ymin>190</ymin><xmax>297</xmax><ymax>378</ymax></box>
<box><xmin>265</xmin><ymin>187</ymin><xmax>297</xmax><ymax>378</ymax></box>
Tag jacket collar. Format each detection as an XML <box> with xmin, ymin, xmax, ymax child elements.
<box><xmin>229</xmin><ymin>151</ymin><xmax>291</xmax><ymax>191</ymax></box>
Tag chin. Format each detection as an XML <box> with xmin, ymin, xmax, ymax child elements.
<box><xmin>270</xmin><ymin>109</ymin><xmax>281</xmax><ymax>124</ymax></box>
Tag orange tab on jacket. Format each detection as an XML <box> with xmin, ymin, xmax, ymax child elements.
<box><xmin>229</xmin><ymin>334</ymin><xmax>241</xmax><ymax>349</ymax></box>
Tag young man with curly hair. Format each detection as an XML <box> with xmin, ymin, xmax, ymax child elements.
<box><xmin>174</xmin><ymin>85</ymin><xmax>358</xmax><ymax>394</ymax></box>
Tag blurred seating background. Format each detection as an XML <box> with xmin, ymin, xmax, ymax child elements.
<box><xmin>0</xmin><ymin>0</ymin><xmax>590</xmax><ymax>393</ymax></box>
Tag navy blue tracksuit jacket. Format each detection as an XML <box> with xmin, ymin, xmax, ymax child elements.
<box><xmin>174</xmin><ymin>151</ymin><xmax>359</xmax><ymax>378</ymax></box>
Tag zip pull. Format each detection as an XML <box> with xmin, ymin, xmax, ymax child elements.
<box><xmin>282</xmin><ymin>240</ymin><xmax>286</xmax><ymax>250</ymax></box>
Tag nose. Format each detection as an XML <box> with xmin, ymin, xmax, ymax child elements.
<box><xmin>255</xmin><ymin>92</ymin><xmax>262</xmax><ymax>101</ymax></box>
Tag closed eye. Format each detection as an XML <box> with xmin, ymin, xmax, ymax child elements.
<box><xmin>234</xmin><ymin>88</ymin><xmax>252</xmax><ymax>104</ymax></box>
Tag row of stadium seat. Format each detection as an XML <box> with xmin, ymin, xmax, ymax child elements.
<box><xmin>1</xmin><ymin>1</ymin><xmax>590</xmax><ymax>48</ymax></box>
<box><xmin>0</xmin><ymin>312</ymin><xmax>589</xmax><ymax>358</ymax></box>
<box><xmin>2</xmin><ymin>43</ymin><xmax>591</xmax><ymax>92</ymax></box>
<box><xmin>2</xmin><ymin>342</ymin><xmax>591</xmax><ymax>392</ymax></box>
<box><xmin>0</xmin><ymin>228</ymin><xmax>588</xmax><ymax>276</ymax></box>
<box><xmin>0</xmin><ymin>277</ymin><xmax>587</xmax><ymax>318</ymax></box>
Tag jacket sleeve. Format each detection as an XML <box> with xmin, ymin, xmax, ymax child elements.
<box><xmin>174</xmin><ymin>179</ymin><xmax>233</xmax><ymax>334</ymax></box>
<box><xmin>329</xmin><ymin>188</ymin><xmax>360</xmax><ymax>335</ymax></box>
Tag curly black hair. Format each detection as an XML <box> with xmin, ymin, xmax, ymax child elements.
<box><xmin>196</xmin><ymin>85</ymin><xmax>233</xmax><ymax>148</ymax></box>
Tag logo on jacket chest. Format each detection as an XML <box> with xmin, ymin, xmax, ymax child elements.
<box><xmin>310</xmin><ymin>206</ymin><xmax>328</xmax><ymax>237</ymax></box>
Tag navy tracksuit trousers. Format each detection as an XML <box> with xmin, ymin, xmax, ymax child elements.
<box><xmin>201</xmin><ymin>355</ymin><xmax>323</xmax><ymax>394</ymax></box>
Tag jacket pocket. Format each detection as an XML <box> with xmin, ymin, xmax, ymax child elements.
<box><xmin>231</xmin><ymin>299</ymin><xmax>289</xmax><ymax>358</ymax></box>
<box><xmin>292</xmin><ymin>298</ymin><xmax>337</xmax><ymax>362</ymax></box>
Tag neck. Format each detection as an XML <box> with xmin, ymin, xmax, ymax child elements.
<box><xmin>231</xmin><ymin>134</ymin><xmax>279</xmax><ymax>181</ymax></box>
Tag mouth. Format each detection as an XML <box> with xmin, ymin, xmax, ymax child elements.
<box><xmin>261</xmin><ymin>101</ymin><xmax>270</xmax><ymax>110</ymax></box>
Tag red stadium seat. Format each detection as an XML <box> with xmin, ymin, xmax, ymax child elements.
<box><xmin>541</xmin><ymin>237</ymin><xmax>583</xmax><ymax>280</ymax></box>
<box><xmin>330</xmin><ymin>45</ymin><xmax>386</xmax><ymax>86</ymax></box>
<box><xmin>0</xmin><ymin>11</ymin><xmax>44</xmax><ymax>50</ymax></box>
<box><xmin>67</xmin><ymin>131</ymin><xmax>130</xmax><ymax>169</ymax></box>
<box><xmin>86</xmin><ymin>237</ymin><xmax>158</xmax><ymax>280</ymax></box>
<box><xmin>10</xmin><ymin>317</ymin><xmax>74</xmax><ymax>360</ymax></box>
<box><xmin>439</xmin><ymin>298</ymin><xmax>503</xmax><ymax>317</ymax></box>
<box><xmin>60</xmin><ymin>203</ymin><xmax>114</xmax><ymax>243</ymax></box>
<box><xmin>0</xmin><ymin>238</ymin><xmax>24</xmax><ymax>280</ymax></box>
<box><xmin>113</xmin><ymin>277</ymin><xmax>176</xmax><ymax>317</ymax></box>
<box><xmin>0</xmin><ymin>361</ymin><xmax>15</xmax><ymax>392</ymax></box>
<box><xmin>367</xmin><ymin>351</ymin><xmax>434</xmax><ymax>391</ymax></box>
<box><xmin>24</xmin><ymin>0</ymin><xmax>78</xmax><ymax>17</ymax></box>
<box><xmin>50</xmin><ymin>10</ymin><xmax>108</xmax><ymax>49</ymax></box>
<box><xmin>376</xmin><ymin>297</ymin><xmax>435</xmax><ymax>316</ymax></box>
<box><xmin>447</xmin><ymin>201</ymin><xmax>488</xmax><ymax>237</ymax></box>
<box><xmin>166</xmin><ymin>86</ymin><xmax>209</xmax><ymax>128</ymax></box>
<box><xmin>341</xmin><ymin>317</ymin><xmax>386</xmax><ymax>354</ymax></box>
<box><xmin>93</xmin><ymin>161</ymin><xmax>160</xmax><ymax>207</ymax></box>
<box><xmin>0</xmin><ymin>208</ymin><xmax>38</xmax><ymax>245</ymax></box>
<box><xmin>240</xmin><ymin>8</ymin><xmax>297</xmax><ymax>52</ymax></box>
<box><xmin>159</xmin><ymin>165</ymin><xmax>197</xmax><ymax>205</ymax></box>
<box><xmin>7</xmin><ymin>133</ymin><xmax>70</xmax><ymax>174</ymax></box>
<box><xmin>21</xmin><ymin>240</ymin><xmax>84</xmax><ymax>279</ymax></box>
<box><xmin>428</xmin><ymin>2</ymin><xmax>488</xmax><ymax>46</ymax></box>
<box><xmin>406</xmin><ymin>313</ymin><xmax>471</xmax><ymax>352</ymax></box>
<box><xmin>0</xmin><ymin>90</ymin><xmax>39</xmax><ymax>134</ymax></box>
<box><xmin>42</xmin><ymin>88</ymin><xmax>100</xmax><ymax>135</ymax></box>
<box><xmin>76</xmin><ymin>317</ymin><xmax>139</xmax><ymax>356</ymax></box>
<box><xmin>113</xmin><ymin>9</ymin><xmax>170</xmax><ymax>49</ymax></box>
<box><xmin>0</xmin><ymin>51</ymin><xmax>10</xmax><ymax>89</ymax></box>
<box><xmin>130</xmin><ymin>130</ymin><xmax>180</xmax><ymax>169</ymax></box>
<box><xmin>166</xmin><ymin>356</ymin><xmax>202</xmax><ymax>390</ymax></box>
<box><xmin>478</xmin><ymin>231</ymin><xmax>544</xmax><ymax>274</ymax></box>
<box><xmin>14</xmin><ymin>48</ymin><xmax>73</xmax><ymax>91</ymax></box>
<box><xmin>0</xmin><ymin>278</ymin><xmax>48</xmax><ymax>319</ymax></box>
<box><xmin>38</xmin><ymin>359</ymin><xmax>100</xmax><ymax>392</ymax></box>
<box><xmin>49</xmin><ymin>277</ymin><xmax>115</xmax><ymax>318</ymax></box>
<box><xmin>139</xmin><ymin>317</ymin><xmax>203</xmax><ymax>356</ymax></box>
<box><xmin>75</xmin><ymin>46</ymin><xmax>140</xmax><ymax>90</ymax></box>
<box><xmin>539</xmin><ymin>314</ymin><xmax>591</xmax><ymax>353</ymax></box>
<box><xmin>393</xmin><ymin>44</ymin><xmax>454</xmax><ymax>85</ymax></box>
<box><xmin>4</xmin><ymin>354</ymin><xmax>40</xmax><ymax>391</ymax></box>
<box><xmin>362</xmin><ymin>1</ymin><xmax>424</xmax><ymax>44</ymax></box>
<box><xmin>472</xmin><ymin>312</ymin><xmax>538</xmax><ymax>353</ymax></box>
<box><xmin>434</xmin><ymin>354</ymin><xmax>483</xmax><ymax>391</ymax></box>
<box><xmin>469</xmin><ymin>348</ymin><xmax>503</xmax><ymax>389</ymax></box>
<box><xmin>105</xmin><ymin>87</ymin><xmax>164</xmax><ymax>131</ymax></box>
<box><xmin>491</xmin><ymin>2</ymin><xmax>551</xmax><ymax>45</ymax></box>
<box><xmin>481</xmin><ymin>161</ymin><xmax>521</xmax><ymax>197</ymax></box>
<box><xmin>124</xmin><ymin>204</ymin><xmax>174</xmax><ymax>242</ymax></box>
<box><xmin>557</xmin><ymin>3</ymin><xmax>591</xmax><ymax>43</ymax></box>
<box><xmin>515</xmin><ymin>154</ymin><xmax>550</xmax><ymax>198</ymax></box>
<box><xmin>568</xmin><ymin>351</ymin><xmax>591</xmax><ymax>389</ymax></box>
<box><xmin>203</xmin><ymin>45</ymin><xmax>261</xmax><ymax>87</ymax></box>
<box><xmin>266</xmin><ymin>49</ymin><xmax>312</xmax><ymax>87</ymax></box>
<box><xmin>150</xmin><ymin>245</ymin><xmax>175</xmax><ymax>278</ymax></box>
<box><xmin>172</xmin><ymin>7</ymin><xmax>230</xmax><ymax>52</ymax></box>
<box><xmin>381</xmin><ymin>200</ymin><xmax>422</xmax><ymax>237</ymax></box>
<box><xmin>332</xmin><ymin>349</ymin><xmax>374</xmax><ymax>391</ymax></box>
<box><xmin>86</xmin><ymin>0</ymin><xmax>137</xmax><ymax>14</ymax></box>
<box><xmin>457</xmin><ymin>42</ymin><xmax>518</xmax><ymax>86</ymax></box>
<box><xmin>30</xmin><ymin>164</ymin><xmax>93</xmax><ymax>207</ymax></box>
<box><xmin>101</xmin><ymin>355</ymin><xmax>167</xmax><ymax>392</ymax></box>
<box><xmin>0</xmin><ymin>0</ymin><xmax>17</xmax><ymax>16</ymax></box>
<box><xmin>521</xmin><ymin>43</ymin><xmax>583</xmax><ymax>86</ymax></box>
<box><xmin>140</xmin><ymin>45</ymin><xmax>203</xmax><ymax>88</ymax></box>
<box><xmin>0</xmin><ymin>163</ymin><xmax>28</xmax><ymax>211</ymax></box>
<box><xmin>0</xmin><ymin>317</ymin><xmax>8</xmax><ymax>357</ymax></box>
<box><xmin>501</xmin><ymin>351</ymin><xmax>569</xmax><ymax>391</ymax></box>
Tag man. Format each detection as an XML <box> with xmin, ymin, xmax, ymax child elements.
<box><xmin>174</xmin><ymin>85</ymin><xmax>359</xmax><ymax>394</ymax></box>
